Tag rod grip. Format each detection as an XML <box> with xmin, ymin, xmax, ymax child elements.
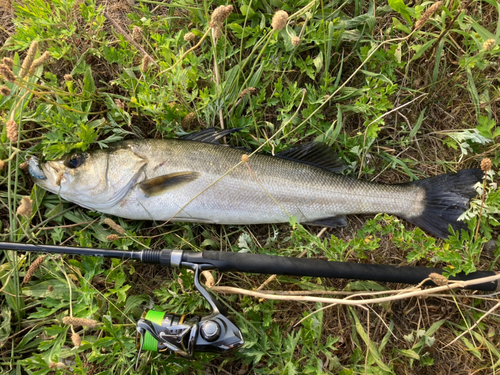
<box><xmin>201</xmin><ymin>251</ymin><xmax>497</xmax><ymax>291</ymax></box>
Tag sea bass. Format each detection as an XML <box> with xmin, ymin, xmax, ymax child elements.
<box><xmin>29</xmin><ymin>128</ymin><xmax>482</xmax><ymax>239</ymax></box>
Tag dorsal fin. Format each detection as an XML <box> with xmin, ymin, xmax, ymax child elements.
<box><xmin>276</xmin><ymin>142</ymin><xmax>346</xmax><ymax>173</ymax></box>
<box><xmin>181</xmin><ymin>128</ymin><xmax>241</xmax><ymax>144</ymax></box>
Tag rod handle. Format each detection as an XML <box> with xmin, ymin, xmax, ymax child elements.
<box><xmin>199</xmin><ymin>251</ymin><xmax>497</xmax><ymax>291</ymax></box>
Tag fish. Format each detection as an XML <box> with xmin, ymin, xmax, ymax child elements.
<box><xmin>29</xmin><ymin>128</ymin><xmax>483</xmax><ymax>239</ymax></box>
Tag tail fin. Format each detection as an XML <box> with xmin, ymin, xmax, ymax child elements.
<box><xmin>402</xmin><ymin>169</ymin><xmax>483</xmax><ymax>239</ymax></box>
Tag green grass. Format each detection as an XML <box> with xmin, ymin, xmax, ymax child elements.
<box><xmin>0</xmin><ymin>0</ymin><xmax>499</xmax><ymax>374</ymax></box>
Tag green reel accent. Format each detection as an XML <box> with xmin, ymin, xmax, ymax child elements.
<box><xmin>142</xmin><ymin>310</ymin><xmax>165</xmax><ymax>352</ymax></box>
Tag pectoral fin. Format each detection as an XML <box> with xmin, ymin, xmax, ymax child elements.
<box><xmin>139</xmin><ymin>171</ymin><xmax>200</xmax><ymax>197</ymax></box>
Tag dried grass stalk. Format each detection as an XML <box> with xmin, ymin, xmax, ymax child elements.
<box><xmin>23</xmin><ymin>255</ymin><xmax>46</xmax><ymax>284</ymax></box>
<box><xmin>29</xmin><ymin>51</ymin><xmax>51</xmax><ymax>72</ymax></box>
<box><xmin>0</xmin><ymin>85</ymin><xmax>10</xmax><ymax>96</ymax></box>
<box><xmin>2</xmin><ymin>57</ymin><xmax>14</xmax><ymax>70</ymax></box>
<box><xmin>181</xmin><ymin>112</ymin><xmax>195</xmax><ymax>126</ymax></box>
<box><xmin>212</xmin><ymin>26</ymin><xmax>222</xmax><ymax>39</ymax></box>
<box><xmin>132</xmin><ymin>26</ymin><xmax>142</xmax><ymax>43</ymax></box>
<box><xmin>483</xmin><ymin>39</ymin><xmax>496</xmax><ymax>51</ymax></box>
<box><xmin>114</xmin><ymin>99</ymin><xmax>125</xmax><ymax>109</ymax></box>
<box><xmin>17</xmin><ymin>196</ymin><xmax>32</xmax><ymax>217</ymax></box>
<box><xmin>210</xmin><ymin>5</ymin><xmax>232</xmax><ymax>24</ymax></box>
<box><xmin>62</xmin><ymin>316</ymin><xmax>99</xmax><ymax>328</ymax></box>
<box><xmin>49</xmin><ymin>362</ymin><xmax>66</xmax><ymax>369</ymax></box>
<box><xmin>202</xmin><ymin>270</ymin><xmax>215</xmax><ymax>288</ymax></box>
<box><xmin>429</xmin><ymin>272</ymin><xmax>448</xmax><ymax>286</ymax></box>
<box><xmin>19</xmin><ymin>40</ymin><xmax>38</xmax><ymax>78</ymax></box>
<box><xmin>239</xmin><ymin>87</ymin><xmax>256</xmax><ymax>98</ymax></box>
<box><xmin>184</xmin><ymin>32</ymin><xmax>196</xmax><ymax>42</ymax></box>
<box><xmin>141</xmin><ymin>55</ymin><xmax>152</xmax><ymax>72</ymax></box>
<box><xmin>414</xmin><ymin>1</ymin><xmax>442</xmax><ymax>30</ymax></box>
<box><xmin>271</xmin><ymin>10</ymin><xmax>288</xmax><ymax>31</ymax></box>
<box><xmin>6</xmin><ymin>119</ymin><xmax>18</xmax><ymax>142</ymax></box>
<box><xmin>71</xmin><ymin>332</ymin><xmax>82</xmax><ymax>347</ymax></box>
<box><xmin>481</xmin><ymin>158</ymin><xmax>492</xmax><ymax>172</ymax></box>
<box><xmin>103</xmin><ymin>218</ymin><xmax>125</xmax><ymax>234</ymax></box>
<box><xmin>106</xmin><ymin>234</ymin><xmax>119</xmax><ymax>241</ymax></box>
<box><xmin>0</xmin><ymin>64</ymin><xmax>15</xmax><ymax>82</ymax></box>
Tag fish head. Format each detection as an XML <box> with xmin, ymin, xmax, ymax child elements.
<box><xmin>31</xmin><ymin>147</ymin><xmax>146</xmax><ymax>210</ymax></box>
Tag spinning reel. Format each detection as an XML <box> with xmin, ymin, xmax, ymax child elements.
<box><xmin>135</xmin><ymin>263</ymin><xmax>244</xmax><ymax>366</ymax></box>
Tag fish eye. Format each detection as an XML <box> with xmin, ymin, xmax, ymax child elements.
<box><xmin>65</xmin><ymin>153</ymin><xmax>87</xmax><ymax>169</ymax></box>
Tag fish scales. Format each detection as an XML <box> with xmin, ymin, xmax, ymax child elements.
<box><xmin>108</xmin><ymin>139</ymin><xmax>422</xmax><ymax>223</ymax></box>
<box><xmin>30</xmin><ymin>131</ymin><xmax>482</xmax><ymax>238</ymax></box>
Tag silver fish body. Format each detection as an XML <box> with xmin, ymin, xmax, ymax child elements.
<box><xmin>99</xmin><ymin>139</ymin><xmax>424</xmax><ymax>223</ymax></box>
<box><xmin>31</xmin><ymin>133</ymin><xmax>482</xmax><ymax>238</ymax></box>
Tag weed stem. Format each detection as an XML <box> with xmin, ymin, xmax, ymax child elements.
<box><xmin>158</xmin><ymin>28</ymin><xmax>211</xmax><ymax>75</ymax></box>
<box><xmin>474</xmin><ymin>171</ymin><xmax>488</xmax><ymax>241</ymax></box>
<box><xmin>210</xmin><ymin>273</ymin><xmax>500</xmax><ymax>306</ymax></box>
<box><xmin>103</xmin><ymin>12</ymin><xmax>159</xmax><ymax>69</ymax></box>
<box><xmin>211</xmin><ymin>29</ymin><xmax>224</xmax><ymax>129</ymax></box>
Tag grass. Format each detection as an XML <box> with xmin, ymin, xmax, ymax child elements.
<box><xmin>0</xmin><ymin>0</ymin><xmax>499</xmax><ymax>374</ymax></box>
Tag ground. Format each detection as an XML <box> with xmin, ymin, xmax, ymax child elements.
<box><xmin>0</xmin><ymin>0</ymin><xmax>499</xmax><ymax>374</ymax></box>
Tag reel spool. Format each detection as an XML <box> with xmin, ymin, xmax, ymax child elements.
<box><xmin>135</xmin><ymin>263</ymin><xmax>244</xmax><ymax>367</ymax></box>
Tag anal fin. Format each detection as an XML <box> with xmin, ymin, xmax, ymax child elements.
<box><xmin>302</xmin><ymin>215</ymin><xmax>347</xmax><ymax>228</ymax></box>
<box><xmin>139</xmin><ymin>171</ymin><xmax>200</xmax><ymax>197</ymax></box>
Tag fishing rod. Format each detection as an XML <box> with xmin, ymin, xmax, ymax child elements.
<box><xmin>0</xmin><ymin>242</ymin><xmax>497</xmax><ymax>364</ymax></box>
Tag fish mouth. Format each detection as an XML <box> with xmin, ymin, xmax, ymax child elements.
<box><xmin>28</xmin><ymin>156</ymin><xmax>46</xmax><ymax>180</ymax></box>
<box><xmin>29</xmin><ymin>157</ymin><xmax>67</xmax><ymax>192</ymax></box>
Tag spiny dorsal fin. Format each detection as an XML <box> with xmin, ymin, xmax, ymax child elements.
<box><xmin>276</xmin><ymin>142</ymin><xmax>346</xmax><ymax>173</ymax></box>
<box><xmin>139</xmin><ymin>171</ymin><xmax>200</xmax><ymax>197</ymax></box>
<box><xmin>181</xmin><ymin>128</ymin><xmax>241</xmax><ymax>144</ymax></box>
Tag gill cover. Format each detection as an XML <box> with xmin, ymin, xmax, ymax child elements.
<box><xmin>31</xmin><ymin>148</ymin><xmax>146</xmax><ymax>210</ymax></box>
